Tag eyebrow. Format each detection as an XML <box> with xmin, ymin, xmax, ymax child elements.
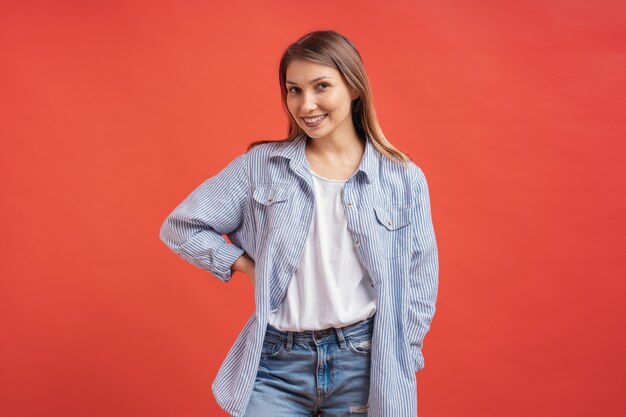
<box><xmin>285</xmin><ymin>76</ymin><xmax>334</xmax><ymax>85</ymax></box>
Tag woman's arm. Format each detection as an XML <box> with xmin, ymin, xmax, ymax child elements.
<box><xmin>159</xmin><ymin>152</ymin><xmax>250</xmax><ymax>283</ymax></box>
<box><xmin>407</xmin><ymin>167</ymin><xmax>440</xmax><ymax>372</ymax></box>
<box><xmin>231</xmin><ymin>252</ymin><xmax>255</xmax><ymax>285</ymax></box>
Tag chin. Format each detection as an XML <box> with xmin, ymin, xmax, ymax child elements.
<box><xmin>305</xmin><ymin>131</ymin><xmax>327</xmax><ymax>140</ymax></box>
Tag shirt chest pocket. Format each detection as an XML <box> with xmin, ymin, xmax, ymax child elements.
<box><xmin>373</xmin><ymin>206</ymin><xmax>412</xmax><ymax>258</ymax></box>
<box><xmin>252</xmin><ymin>184</ymin><xmax>294</xmax><ymax>230</ymax></box>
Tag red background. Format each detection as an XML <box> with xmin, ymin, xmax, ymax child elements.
<box><xmin>2</xmin><ymin>1</ymin><xmax>625</xmax><ymax>416</ymax></box>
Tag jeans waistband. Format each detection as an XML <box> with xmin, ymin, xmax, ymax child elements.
<box><xmin>265</xmin><ymin>313</ymin><xmax>375</xmax><ymax>345</ymax></box>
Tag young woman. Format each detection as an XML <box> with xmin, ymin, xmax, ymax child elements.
<box><xmin>160</xmin><ymin>30</ymin><xmax>439</xmax><ymax>417</ymax></box>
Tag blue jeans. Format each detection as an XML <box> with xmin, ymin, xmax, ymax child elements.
<box><xmin>240</xmin><ymin>314</ymin><xmax>375</xmax><ymax>417</ymax></box>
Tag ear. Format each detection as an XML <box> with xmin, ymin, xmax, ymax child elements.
<box><xmin>351</xmin><ymin>89</ymin><xmax>359</xmax><ymax>101</ymax></box>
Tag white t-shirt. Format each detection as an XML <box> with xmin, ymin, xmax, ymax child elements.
<box><xmin>268</xmin><ymin>168</ymin><xmax>377</xmax><ymax>331</ymax></box>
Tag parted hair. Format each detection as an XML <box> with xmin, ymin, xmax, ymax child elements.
<box><xmin>247</xmin><ymin>29</ymin><xmax>412</xmax><ymax>165</ymax></box>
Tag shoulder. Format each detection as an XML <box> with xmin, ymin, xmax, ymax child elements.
<box><xmin>246</xmin><ymin>139</ymin><xmax>287</xmax><ymax>156</ymax></box>
<box><xmin>243</xmin><ymin>139</ymin><xmax>287</xmax><ymax>165</ymax></box>
<box><xmin>377</xmin><ymin>154</ymin><xmax>420</xmax><ymax>186</ymax></box>
<box><xmin>209</xmin><ymin>141</ymin><xmax>279</xmax><ymax>181</ymax></box>
<box><xmin>405</xmin><ymin>160</ymin><xmax>426</xmax><ymax>184</ymax></box>
<box><xmin>378</xmin><ymin>157</ymin><xmax>431</xmax><ymax>202</ymax></box>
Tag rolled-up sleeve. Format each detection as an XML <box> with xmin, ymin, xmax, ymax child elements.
<box><xmin>159</xmin><ymin>152</ymin><xmax>248</xmax><ymax>282</ymax></box>
<box><xmin>407</xmin><ymin>166</ymin><xmax>439</xmax><ymax>371</ymax></box>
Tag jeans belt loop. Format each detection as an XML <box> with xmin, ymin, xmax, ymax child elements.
<box><xmin>335</xmin><ymin>326</ymin><xmax>347</xmax><ymax>349</ymax></box>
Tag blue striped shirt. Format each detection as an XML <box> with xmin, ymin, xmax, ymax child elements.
<box><xmin>159</xmin><ymin>132</ymin><xmax>439</xmax><ymax>417</ymax></box>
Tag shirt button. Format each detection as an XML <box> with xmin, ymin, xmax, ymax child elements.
<box><xmin>267</xmin><ymin>197</ymin><xmax>273</xmax><ymax>203</ymax></box>
<box><xmin>354</xmin><ymin>241</ymin><xmax>361</xmax><ymax>247</ymax></box>
<box><xmin>346</xmin><ymin>202</ymin><xmax>353</xmax><ymax>208</ymax></box>
<box><xmin>387</xmin><ymin>219</ymin><xmax>392</xmax><ymax>226</ymax></box>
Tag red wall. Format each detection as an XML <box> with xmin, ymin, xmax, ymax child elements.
<box><xmin>2</xmin><ymin>1</ymin><xmax>624</xmax><ymax>416</ymax></box>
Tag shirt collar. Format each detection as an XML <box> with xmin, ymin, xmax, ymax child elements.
<box><xmin>269</xmin><ymin>132</ymin><xmax>378</xmax><ymax>184</ymax></box>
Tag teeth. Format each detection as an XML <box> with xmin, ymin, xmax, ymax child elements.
<box><xmin>304</xmin><ymin>114</ymin><xmax>326</xmax><ymax>123</ymax></box>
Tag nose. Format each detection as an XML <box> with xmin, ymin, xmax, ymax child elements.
<box><xmin>300</xmin><ymin>90</ymin><xmax>318</xmax><ymax>112</ymax></box>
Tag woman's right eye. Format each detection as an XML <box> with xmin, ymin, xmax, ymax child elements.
<box><xmin>288</xmin><ymin>87</ymin><xmax>300</xmax><ymax>94</ymax></box>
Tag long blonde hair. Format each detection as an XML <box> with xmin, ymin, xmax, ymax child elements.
<box><xmin>247</xmin><ymin>30</ymin><xmax>412</xmax><ymax>165</ymax></box>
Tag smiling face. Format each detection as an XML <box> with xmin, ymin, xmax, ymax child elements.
<box><xmin>285</xmin><ymin>59</ymin><xmax>359</xmax><ymax>142</ymax></box>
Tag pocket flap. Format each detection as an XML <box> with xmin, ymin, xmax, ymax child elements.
<box><xmin>374</xmin><ymin>206</ymin><xmax>411</xmax><ymax>230</ymax></box>
<box><xmin>252</xmin><ymin>184</ymin><xmax>293</xmax><ymax>206</ymax></box>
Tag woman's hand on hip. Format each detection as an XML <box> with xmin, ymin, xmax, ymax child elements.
<box><xmin>232</xmin><ymin>253</ymin><xmax>256</xmax><ymax>286</ymax></box>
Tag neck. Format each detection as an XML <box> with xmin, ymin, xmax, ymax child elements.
<box><xmin>305</xmin><ymin>126</ymin><xmax>364</xmax><ymax>158</ymax></box>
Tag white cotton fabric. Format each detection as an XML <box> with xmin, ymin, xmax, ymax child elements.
<box><xmin>269</xmin><ymin>168</ymin><xmax>377</xmax><ymax>331</ymax></box>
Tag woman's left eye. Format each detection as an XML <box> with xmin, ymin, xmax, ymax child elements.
<box><xmin>317</xmin><ymin>82</ymin><xmax>330</xmax><ymax>90</ymax></box>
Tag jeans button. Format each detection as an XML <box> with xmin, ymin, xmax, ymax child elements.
<box><xmin>314</xmin><ymin>329</ymin><xmax>331</xmax><ymax>339</ymax></box>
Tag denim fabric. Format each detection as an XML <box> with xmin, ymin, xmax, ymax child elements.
<box><xmin>241</xmin><ymin>315</ymin><xmax>375</xmax><ymax>417</ymax></box>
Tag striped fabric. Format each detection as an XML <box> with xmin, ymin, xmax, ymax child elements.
<box><xmin>159</xmin><ymin>132</ymin><xmax>439</xmax><ymax>417</ymax></box>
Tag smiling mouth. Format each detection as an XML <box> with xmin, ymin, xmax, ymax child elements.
<box><xmin>302</xmin><ymin>114</ymin><xmax>327</xmax><ymax>127</ymax></box>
